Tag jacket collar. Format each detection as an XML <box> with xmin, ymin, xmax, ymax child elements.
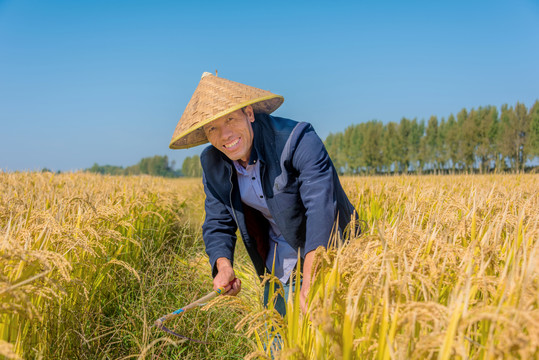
<box><xmin>248</xmin><ymin>144</ymin><xmax>259</xmax><ymax>166</ymax></box>
<box><xmin>248</xmin><ymin>113</ymin><xmax>267</xmax><ymax>166</ymax></box>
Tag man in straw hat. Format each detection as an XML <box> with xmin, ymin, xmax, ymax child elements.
<box><xmin>169</xmin><ymin>72</ymin><xmax>358</xmax><ymax>315</ymax></box>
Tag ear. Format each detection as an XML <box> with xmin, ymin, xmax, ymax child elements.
<box><xmin>244</xmin><ymin>105</ymin><xmax>255</xmax><ymax>122</ymax></box>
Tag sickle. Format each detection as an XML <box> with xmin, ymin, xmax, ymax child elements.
<box><xmin>156</xmin><ymin>322</ymin><xmax>209</xmax><ymax>343</ymax></box>
<box><xmin>154</xmin><ymin>280</ymin><xmax>236</xmax><ymax>342</ymax></box>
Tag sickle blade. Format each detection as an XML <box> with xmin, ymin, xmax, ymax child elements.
<box><xmin>156</xmin><ymin>323</ymin><xmax>209</xmax><ymax>344</ymax></box>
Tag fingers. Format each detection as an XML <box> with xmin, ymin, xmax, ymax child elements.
<box><xmin>213</xmin><ymin>263</ymin><xmax>241</xmax><ymax>296</ymax></box>
<box><xmin>213</xmin><ymin>274</ymin><xmax>232</xmax><ymax>292</ymax></box>
<box><xmin>220</xmin><ymin>278</ymin><xmax>241</xmax><ymax>296</ymax></box>
<box><xmin>226</xmin><ymin>278</ymin><xmax>241</xmax><ymax>296</ymax></box>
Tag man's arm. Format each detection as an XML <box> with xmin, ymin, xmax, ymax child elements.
<box><xmin>201</xmin><ymin>169</ymin><xmax>238</xmax><ymax>287</ymax></box>
<box><xmin>292</xmin><ymin>127</ymin><xmax>339</xmax><ymax>312</ymax></box>
<box><xmin>299</xmin><ymin>250</ymin><xmax>316</xmax><ymax>313</ymax></box>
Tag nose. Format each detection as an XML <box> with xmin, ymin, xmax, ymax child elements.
<box><xmin>220</xmin><ymin>124</ymin><xmax>234</xmax><ymax>140</ymax></box>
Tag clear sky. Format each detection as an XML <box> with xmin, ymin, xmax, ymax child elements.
<box><xmin>1</xmin><ymin>0</ymin><xmax>538</xmax><ymax>172</ymax></box>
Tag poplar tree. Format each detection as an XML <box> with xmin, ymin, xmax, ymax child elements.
<box><xmin>457</xmin><ymin>108</ymin><xmax>477</xmax><ymax>171</ymax></box>
<box><xmin>181</xmin><ymin>155</ymin><xmax>202</xmax><ymax>177</ymax></box>
<box><xmin>325</xmin><ymin>133</ymin><xmax>346</xmax><ymax>174</ymax></box>
<box><xmin>475</xmin><ymin>106</ymin><xmax>499</xmax><ymax>173</ymax></box>
<box><xmin>361</xmin><ymin>121</ymin><xmax>384</xmax><ymax>174</ymax></box>
<box><xmin>445</xmin><ymin>114</ymin><xmax>459</xmax><ymax>172</ymax></box>
<box><xmin>425</xmin><ymin>115</ymin><xmax>439</xmax><ymax>171</ymax></box>
<box><xmin>383</xmin><ymin>122</ymin><xmax>400</xmax><ymax>174</ymax></box>
<box><xmin>438</xmin><ymin>117</ymin><xmax>449</xmax><ymax>172</ymax></box>
<box><xmin>398</xmin><ymin>117</ymin><xmax>412</xmax><ymax>173</ymax></box>
<box><xmin>499</xmin><ymin>103</ymin><xmax>530</xmax><ymax>172</ymax></box>
<box><xmin>527</xmin><ymin>100</ymin><xmax>539</xmax><ymax>158</ymax></box>
<box><xmin>409</xmin><ymin>119</ymin><xmax>424</xmax><ymax>173</ymax></box>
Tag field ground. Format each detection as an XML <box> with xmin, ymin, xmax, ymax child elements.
<box><xmin>0</xmin><ymin>173</ymin><xmax>537</xmax><ymax>359</ymax></box>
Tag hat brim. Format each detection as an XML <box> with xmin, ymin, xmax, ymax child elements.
<box><xmin>169</xmin><ymin>94</ymin><xmax>283</xmax><ymax>149</ymax></box>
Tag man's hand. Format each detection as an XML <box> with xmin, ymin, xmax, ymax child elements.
<box><xmin>300</xmin><ymin>250</ymin><xmax>316</xmax><ymax>313</ymax></box>
<box><xmin>214</xmin><ymin>257</ymin><xmax>241</xmax><ymax>296</ymax></box>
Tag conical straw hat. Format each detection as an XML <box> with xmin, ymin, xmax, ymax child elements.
<box><xmin>169</xmin><ymin>72</ymin><xmax>284</xmax><ymax>149</ymax></box>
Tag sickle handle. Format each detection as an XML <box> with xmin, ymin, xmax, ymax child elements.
<box><xmin>154</xmin><ymin>278</ymin><xmax>238</xmax><ymax>328</ymax></box>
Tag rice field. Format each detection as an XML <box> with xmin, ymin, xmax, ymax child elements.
<box><xmin>1</xmin><ymin>172</ymin><xmax>537</xmax><ymax>359</ymax></box>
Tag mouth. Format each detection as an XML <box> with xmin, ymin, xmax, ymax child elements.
<box><xmin>223</xmin><ymin>138</ymin><xmax>240</xmax><ymax>150</ymax></box>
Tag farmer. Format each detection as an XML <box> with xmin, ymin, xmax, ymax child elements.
<box><xmin>169</xmin><ymin>72</ymin><xmax>358</xmax><ymax>315</ymax></box>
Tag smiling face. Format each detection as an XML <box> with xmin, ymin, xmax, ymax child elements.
<box><xmin>203</xmin><ymin>106</ymin><xmax>255</xmax><ymax>165</ymax></box>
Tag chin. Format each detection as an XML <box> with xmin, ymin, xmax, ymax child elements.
<box><xmin>226</xmin><ymin>150</ymin><xmax>242</xmax><ymax>160</ymax></box>
<box><xmin>223</xmin><ymin>151</ymin><xmax>239</xmax><ymax>161</ymax></box>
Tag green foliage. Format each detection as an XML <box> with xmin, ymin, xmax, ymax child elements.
<box><xmin>181</xmin><ymin>155</ymin><xmax>203</xmax><ymax>177</ymax></box>
<box><xmin>445</xmin><ymin>114</ymin><xmax>459</xmax><ymax>171</ymax></box>
<box><xmin>325</xmin><ymin>101</ymin><xmax>539</xmax><ymax>174</ymax></box>
<box><xmin>527</xmin><ymin>100</ymin><xmax>539</xmax><ymax>157</ymax></box>
<box><xmin>383</xmin><ymin>122</ymin><xmax>400</xmax><ymax>173</ymax></box>
<box><xmin>498</xmin><ymin>103</ymin><xmax>531</xmax><ymax>172</ymax></box>
<box><xmin>88</xmin><ymin>163</ymin><xmax>126</xmax><ymax>175</ymax></box>
<box><xmin>87</xmin><ymin>155</ymin><xmax>182</xmax><ymax>177</ymax></box>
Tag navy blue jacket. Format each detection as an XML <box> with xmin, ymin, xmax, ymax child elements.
<box><xmin>201</xmin><ymin>114</ymin><xmax>357</xmax><ymax>278</ymax></box>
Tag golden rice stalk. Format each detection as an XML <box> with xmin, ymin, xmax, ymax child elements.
<box><xmin>246</xmin><ymin>174</ymin><xmax>538</xmax><ymax>359</ymax></box>
<box><xmin>0</xmin><ymin>340</ymin><xmax>20</xmax><ymax>360</ymax></box>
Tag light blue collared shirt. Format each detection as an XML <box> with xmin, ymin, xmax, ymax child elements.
<box><xmin>233</xmin><ymin>160</ymin><xmax>298</xmax><ymax>283</ymax></box>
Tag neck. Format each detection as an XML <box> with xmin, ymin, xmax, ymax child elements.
<box><xmin>237</xmin><ymin>158</ymin><xmax>248</xmax><ymax>168</ymax></box>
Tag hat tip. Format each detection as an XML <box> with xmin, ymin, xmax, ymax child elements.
<box><xmin>201</xmin><ymin>72</ymin><xmax>213</xmax><ymax>79</ymax></box>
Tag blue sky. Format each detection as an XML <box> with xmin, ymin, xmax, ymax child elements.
<box><xmin>1</xmin><ymin>0</ymin><xmax>538</xmax><ymax>172</ymax></box>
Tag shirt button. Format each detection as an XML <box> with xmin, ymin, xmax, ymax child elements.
<box><xmin>259</xmin><ymin>195</ymin><xmax>263</xmax><ymax>198</ymax></box>
<box><xmin>252</xmin><ymin>177</ymin><xmax>255</xmax><ymax>180</ymax></box>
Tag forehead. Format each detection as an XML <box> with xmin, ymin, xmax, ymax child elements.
<box><xmin>203</xmin><ymin>108</ymin><xmax>245</xmax><ymax>129</ymax></box>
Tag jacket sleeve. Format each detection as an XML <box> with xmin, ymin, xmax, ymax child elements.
<box><xmin>292</xmin><ymin>127</ymin><xmax>337</xmax><ymax>255</ymax></box>
<box><xmin>201</xmin><ymin>167</ymin><xmax>238</xmax><ymax>278</ymax></box>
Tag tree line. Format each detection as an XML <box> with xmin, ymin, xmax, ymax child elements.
<box><xmin>86</xmin><ymin>154</ymin><xmax>203</xmax><ymax>178</ymax></box>
<box><xmin>87</xmin><ymin>155</ymin><xmax>181</xmax><ymax>177</ymax></box>
<box><xmin>180</xmin><ymin>155</ymin><xmax>203</xmax><ymax>177</ymax></box>
<box><xmin>324</xmin><ymin>101</ymin><xmax>539</xmax><ymax>175</ymax></box>
<box><xmin>86</xmin><ymin>100</ymin><xmax>538</xmax><ymax>178</ymax></box>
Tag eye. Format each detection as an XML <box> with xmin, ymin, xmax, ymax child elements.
<box><xmin>206</xmin><ymin>126</ymin><xmax>215</xmax><ymax>133</ymax></box>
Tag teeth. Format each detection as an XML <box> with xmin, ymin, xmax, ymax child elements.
<box><xmin>224</xmin><ymin>138</ymin><xmax>239</xmax><ymax>148</ymax></box>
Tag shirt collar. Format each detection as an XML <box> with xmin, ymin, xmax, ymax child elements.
<box><xmin>233</xmin><ymin>160</ymin><xmax>257</xmax><ymax>175</ymax></box>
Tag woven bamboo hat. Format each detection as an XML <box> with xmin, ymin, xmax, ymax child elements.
<box><xmin>169</xmin><ymin>72</ymin><xmax>284</xmax><ymax>149</ymax></box>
